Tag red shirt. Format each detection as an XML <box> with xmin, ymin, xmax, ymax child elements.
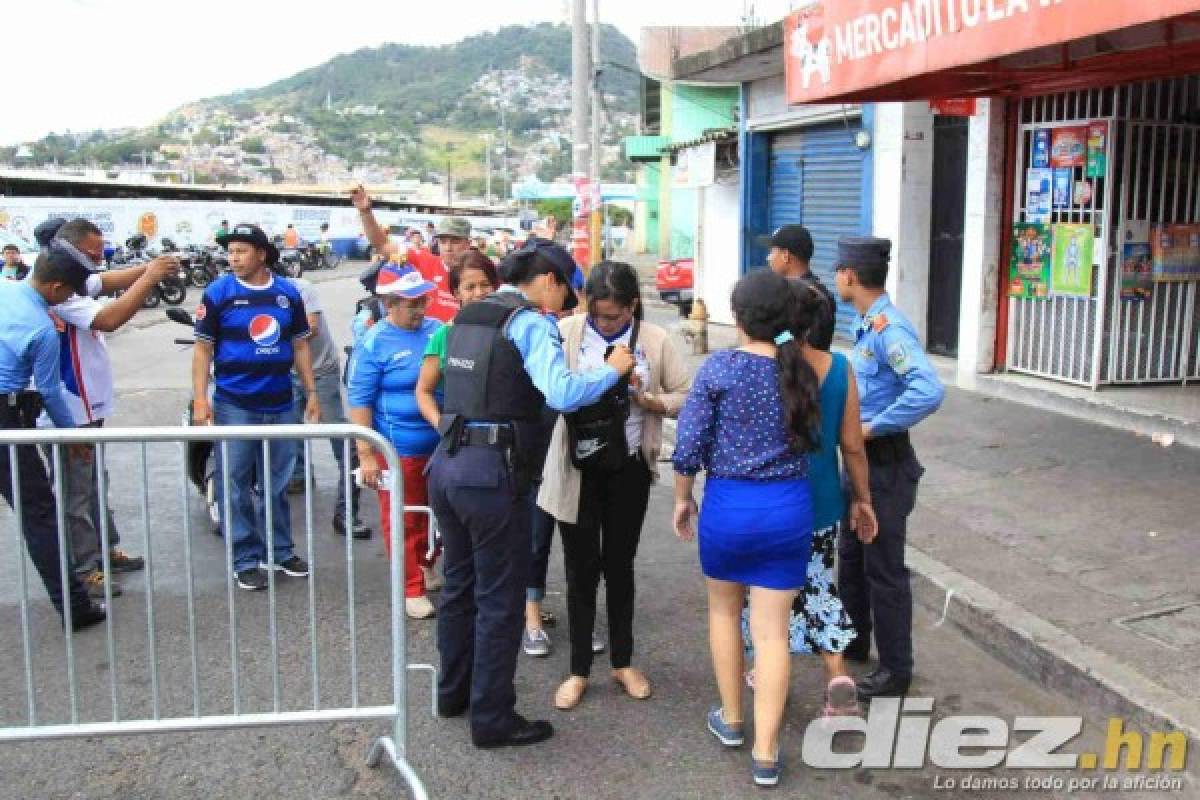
<box><xmin>407</xmin><ymin>248</ymin><xmax>460</xmax><ymax>323</ymax></box>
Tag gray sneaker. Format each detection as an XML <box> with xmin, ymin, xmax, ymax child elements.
<box><xmin>523</xmin><ymin>628</ymin><xmax>552</xmax><ymax>657</ymax></box>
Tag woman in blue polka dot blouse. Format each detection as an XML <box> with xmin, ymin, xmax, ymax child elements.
<box><xmin>672</xmin><ymin>269</ymin><xmax>824</xmax><ymax>787</ymax></box>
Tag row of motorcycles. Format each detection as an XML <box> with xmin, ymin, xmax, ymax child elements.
<box><xmin>104</xmin><ymin>235</ymin><xmax>221</xmax><ymax>308</ymax></box>
<box><xmin>102</xmin><ymin>235</ymin><xmax>343</xmax><ymax>309</ymax></box>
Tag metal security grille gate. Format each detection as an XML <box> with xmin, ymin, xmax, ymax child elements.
<box><xmin>768</xmin><ymin>124</ymin><xmax>866</xmax><ymax>339</ymax></box>
<box><xmin>0</xmin><ymin>424</ymin><xmax>433</xmax><ymax>799</ymax></box>
<box><xmin>1008</xmin><ymin>76</ymin><xmax>1200</xmax><ymax>387</ymax></box>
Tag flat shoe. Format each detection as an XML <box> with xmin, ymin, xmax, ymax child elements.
<box><xmin>554</xmin><ymin>676</ymin><xmax>588</xmax><ymax>710</ymax></box>
<box><xmin>612</xmin><ymin>667</ymin><xmax>651</xmax><ymax>699</ymax></box>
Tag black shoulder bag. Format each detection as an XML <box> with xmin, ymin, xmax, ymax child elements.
<box><xmin>565</xmin><ymin>320</ymin><xmax>640</xmax><ymax>473</ymax></box>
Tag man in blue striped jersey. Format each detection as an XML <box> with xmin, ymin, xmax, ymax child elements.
<box><xmin>192</xmin><ymin>224</ymin><xmax>320</xmax><ymax>591</ymax></box>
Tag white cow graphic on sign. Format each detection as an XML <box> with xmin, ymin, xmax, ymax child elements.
<box><xmin>791</xmin><ymin>19</ymin><xmax>831</xmax><ymax>89</ymax></box>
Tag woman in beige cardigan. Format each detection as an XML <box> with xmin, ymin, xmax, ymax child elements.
<box><xmin>538</xmin><ymin>261</ymin><xmax>692</xmax><ymax>710</ymax></box>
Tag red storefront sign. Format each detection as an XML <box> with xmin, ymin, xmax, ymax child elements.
<box><xmin>930</xmin><ymin>97</ymin><xmax>977</xmax><ymax>115</ymax></box>
<box><xmin>785</xmin><ymin>0</ymin><xmax>1200</xmax><ymax>105</ymax></box>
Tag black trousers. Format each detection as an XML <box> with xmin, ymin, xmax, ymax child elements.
<box><xmin>558</xmin><ymin>453</ymin><xmax>652</xmax><ymax>677</ymax></box>
<box><xmin>0</xmin><ymin>400</ymin><xmax>89</xmax><ymax>614</ymax></box>
<box><xmin>428</xmin><ymin>444</ymin><xmax>530</xmax><ymax>742</ymax></box>
<box><xmin>527</xmin><ymin>486</ymin><xmax>556</xmax><ymax>602</ymax></box>
<box><xmin>837</xmin><ymin>446</ymin><xmax>923</xmax><ymax>678</ymax></box>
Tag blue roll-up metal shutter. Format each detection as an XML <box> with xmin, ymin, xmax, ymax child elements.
<box><xmin>768</xmin><ymin>125</ymin><xmax>865</xmax><ymax>339</ymax></box>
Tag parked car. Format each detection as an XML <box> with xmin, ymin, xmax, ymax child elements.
<box><xmin>655</xmin><ymin>258</ymin><xmax>694</xmax><ymax>316</ymax></box>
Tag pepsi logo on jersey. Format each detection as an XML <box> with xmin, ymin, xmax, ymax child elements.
<box><xmin>249</xmin><ymin>313</ymin><xmax>282</xmax><ymax>353</ymax></box>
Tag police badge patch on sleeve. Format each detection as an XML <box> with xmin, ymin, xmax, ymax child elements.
<box><xmin>887</xmin><ymin>341</ymin><xmax>912</xmax><ymax>374</ymax></box>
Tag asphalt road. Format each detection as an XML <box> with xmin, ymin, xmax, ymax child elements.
<box><xmin>0</xmin><ymin>265</ymin><xmax>1177</xmax><ymax>800</ymax></box>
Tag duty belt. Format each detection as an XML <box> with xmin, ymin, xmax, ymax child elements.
<box><xmin>458</xmin><ymin>423</ymin><xmax>515</xmax><ymax>448</ymax></box>
<box><xmin>865</xmin><ymin>431</ymin><xmax>912</xmax><ymax>465</ymax></box>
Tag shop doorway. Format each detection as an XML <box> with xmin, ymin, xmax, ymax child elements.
<box><xmin>928</xmin><ymin>115</ymin><xmax>969</xmax><ymax>356</ymax></box>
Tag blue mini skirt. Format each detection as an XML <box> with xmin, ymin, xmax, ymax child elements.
<box><xmin>698</xmin><ymin>477</ymin><xmax>813</xmax><ymax>590</ymax></box>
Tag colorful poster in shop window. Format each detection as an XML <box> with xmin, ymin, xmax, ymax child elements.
<box><xmin>1074</xmin><ymin>180</ymin><xmax>1094</xmax><ymax>207</ymax></box>
<box><xmin>1086</xmin><ymin>121</ymin><xmax>1108</xmax><ymax>178</ymax></box>
<box><xmin>1051</xmin><ymin>126</ymin><xmax>1087</xmax><ymax>168</ymax></box>
<box><xmin>1031</xmin><ymin>129</ymin><xmax>1050</xmax><ymax>169</ymax></box>
<box><xmin>1052</xmin><ymin>168</ymin><xmax>1072</xmax><ymax>209</ymax></box>
<box><xmin>1150</xmin><ymin>224</ymin><xmax>1200</xmax><ymax>282</ymax></box>
<box><xmin>1121</xmin><ymin>243</ymin><xmax>1153</xmax><ymax>301</ymax></box>
<box><xmin>1050</xmin><ymin>223</ymin><xmax>1094</xmax><ymax>298</ymax></box>
<box><xmin>1025</xmin><ymin>168</ymin><xmax>1052</xmax><ymax>223</ymax></box>
<box><xmin>1009</xmin><ymin>223</ymin><xmax>1051</xmax><ymax>299</ymax></box>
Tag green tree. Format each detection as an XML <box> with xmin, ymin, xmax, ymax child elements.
<box><xmin>534</xmin><ymin>199</ymin><xmax>572</xmax><ymax>231</ymax></box>
<box><xmin>240</xmin><ymin>137</ymin><xmax>266</xmax><ymax>154</ymax></box>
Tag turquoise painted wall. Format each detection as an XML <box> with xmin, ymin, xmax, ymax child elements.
<box><xmin>669</xmin><ymin>84</ymin><xmax>738</xmax><ymax>141</ymax></box>
<box><xmin>663</xmin><ymin>83</ymin><xmax>738</xmax><ymax>259</ymax></box>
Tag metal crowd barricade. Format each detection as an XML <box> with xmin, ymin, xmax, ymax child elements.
<box><xmin>0</xmin><ymin>424</ymin><xmax>434</xmax><ymax>800</ymax></box>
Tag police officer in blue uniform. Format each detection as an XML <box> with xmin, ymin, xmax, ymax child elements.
<box><xmin>0</xmin><ymin>243</ymin><xmax>107</xmax><ymax>629</ymax></box>
<box><xmin>833</xmin><ymin>236</ymin><xmax>944</xmax><ymax>702</ymax></box>
<box><xmin>431</xmin><ymin>238</ymin><xmax>636</xmax><ymax>748</ymax></box>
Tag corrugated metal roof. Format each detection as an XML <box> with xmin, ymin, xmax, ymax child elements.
<box><xmin>663</xmin><ymin>128</ymin><xmax>739</xmax><ymax>153</ymax></box>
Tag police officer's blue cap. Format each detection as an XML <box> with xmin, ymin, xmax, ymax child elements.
<box><xmin>836</xmin><ymin>236</ymin><xmax>892</xmax><ymax>271</ymax></box>
<box><xmin>501</xmin><ymin>237</ymin><xmax>579</xmax><ymax>311</ymax></box>
<box><xmin>217</xmin><ymin>223</ymin><xmax>279</xmax><ymax>266</ymax></box>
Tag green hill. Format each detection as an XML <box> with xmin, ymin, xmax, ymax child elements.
<box><xmin>220</xmin><ymin>22</ymin><xmax>637</xmax><ymax>124</ymax></box>
<box><xmin>6</xmin><ymin>22</ymin><xmax>639</xmax><ymax>185</ymax></box>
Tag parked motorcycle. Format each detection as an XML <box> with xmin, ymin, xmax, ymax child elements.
<box><xmin>278</xmin><ymin>247</ymin><xmax>304</xmax><ymax>278</ymax></box>
<box><xmin>166</xmin><ymin>306</ymin><xmax>219</xmax><ymax>530</ymax></box>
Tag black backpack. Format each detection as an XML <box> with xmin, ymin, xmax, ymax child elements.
<box><xmin>565</xmin><ymin>320</ymin><xmax>640</xmax><ymax>474</ymax></box>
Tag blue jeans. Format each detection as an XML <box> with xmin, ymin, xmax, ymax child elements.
<box><xmin>213</xmin><ymin>400</ymin><xmax>296</xmax><ymax>572</ymax></box>
<box><xmin>289</xmin><ymin>370</ymin><xmax>359</xmax><ymax>520</ymax></box>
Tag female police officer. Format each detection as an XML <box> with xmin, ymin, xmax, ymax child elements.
<box><xmin>430</xmin><ymin>238</ymin><xmax>635</xmax><ymax>749</ymax></box>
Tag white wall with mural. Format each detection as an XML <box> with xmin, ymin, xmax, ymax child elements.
<box><xmin>0</xmin><ymin>196</ymin><xmax>517</xmax><ymax>250</ymax></box>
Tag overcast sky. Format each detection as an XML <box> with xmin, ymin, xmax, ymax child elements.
<box><xmin>3</xmin><ymin>0</ymin><xmax>800</xmax><ymax>146</ymax></box>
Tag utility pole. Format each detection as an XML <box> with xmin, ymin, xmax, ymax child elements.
<box><xmin>571</xmin><ymin>0</ymin><xmax>590</xmax><ymax>177</ymax></box>
<box><xmin>499</xmin><ymin>99</ymin><xmax>510</xmax><ymax>202</ymax></box>
<box><xmin>589</xmin><ymin>0</ymin><xmax>603</xmax><ymax>263</ymax></box>
<box><xmin>481</xmin><ymin>133</ymin><xmax>493</xmax><ymax>206</ymax></box>
<box><xmin>446</xmin><ymin>141</ymin><xmax>455</xmax><ymax>206</ymax></box>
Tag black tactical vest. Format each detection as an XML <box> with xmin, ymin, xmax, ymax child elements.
<box><xmin>443</xmin><ymin>292</ymin><xmax>545</xmax><ymax>423</ymax></box>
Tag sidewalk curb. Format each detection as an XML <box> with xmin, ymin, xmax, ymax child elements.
<box><xmin>907</xmin><ymin>547</ymin><xmax>1200</xmax><ymax>747</ymax></box>
<box><xmin>661</xmin><ymin>417</ymin><xmax>1200</xmax><ymax>750</ymax></box>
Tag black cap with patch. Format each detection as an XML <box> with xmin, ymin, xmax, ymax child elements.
<box><xmin>217</xmin><ymin>223</ymin><xmax>279</xmax><ymax>265</ymax></box>
<box><xmin>756</xmin><ymin>224</ymin><xmax>814</xmax><ymax>263</ymax></box>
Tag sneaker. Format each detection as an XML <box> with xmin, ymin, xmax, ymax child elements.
<box><xmin>591</xmin><ymin>632</ymin><xmax>606</xmax><ymax>654</ymax></box>
<box><xmin>751</xmin><ymin>754</ymin><xmax>782</xmax><ymax>788</ymax></box>
<box><xmin>108</xmin><ymin>548</ymin><xmax>144</xmax><ymax>573</ymax></box>
<box><xmin>287</xmin><ymin>478</ymin><xmax>305</xmax><ymax>495</ymax></box>
<box><xmin>67</xmin><ymin>599</ymin><xmax>107</xmax><ymax>631</ymax></box>
<box><xmin>332</xmin><ymin>515</ymin><xmax>372</xmax><ymax>539</ymax></box>
<box><xmin>236</xmin><ymin>568</ymin><xmax>268</xmax><ymax>591</ymax></box>
<box><xmin>259</xmin><ymin>556</ymin><xmax>310</xmax><ymax>577</ymax></box>
<box><xmin>405</xmin><ymin>595</ymin><xmax>436</xmax><ymax>619</ymax></box>
<box><xmin>707</xmin><ymin>706</ymin><xmax>744</xmax><ymax>747</ymax></box>
<box><xmin>422</xmin><ymin>565</ymin><xmax>443</xmax><ymax>591</ymax></box>
<box><xmin>82</xmin><ymin>569</ymin><xmax>122</xmax><ymax>599</ymax></box>
<box><xmin>523</xmin><ymin>628</ymin><xmax>552</xmax><ymax>657</ymax></box>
